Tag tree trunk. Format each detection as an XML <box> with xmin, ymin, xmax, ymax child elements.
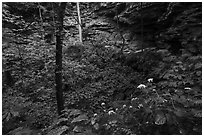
<box><xmin>55</xmin><ymin>2</ymin><xmax>66</xmax><ymax>115</ymax></box>
<box><xmin>38</xmin><ymin>2</ymin><xmax>45</xmax><ymax>41</ymax></box>
<box><xmin>3</xmin><ymin>70</ymin><xmax>14</xmax><ymax>87</ymax></box>
<box><xmin>140</xmin><ymin>2</ymin><xmax>144</xmax><ymax>52</ymax></box>
<box><xmin>77</xmin><ymin>2</ymin><xmax>82</xmax><ymax>43</ymax></box>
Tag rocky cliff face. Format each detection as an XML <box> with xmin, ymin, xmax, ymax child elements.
<box><xmin>91</xmin><ymin>2</ymin><xmax>201</xmax><ymax>55</ymax></box>
<box><xmin>62</xmin><ymin>2</ymin><xmax>201</xmax><ymax>55</ymax></box>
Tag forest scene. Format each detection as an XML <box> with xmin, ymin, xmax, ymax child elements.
<box><xmin>2</xmin><ymin>2</ymin><xmax>202</xmax><ymax>135</ymax></box>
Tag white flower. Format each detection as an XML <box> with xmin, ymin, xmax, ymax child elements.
<box><xmin>108</xmin><ymin>110</ymin><xmax>115</xmax><ymax>115</ymax></box>
<box><xmin>101</xmin><ymin>102</ymin><xmax>105</xmax><ymax>106</ymax></box>
<box><xmin>138</xmin><ymin>104</ymin><xmax>143</xmax><ymax>108</ymax></box>
<box><xmin>184</xmin><ymin>87</ymin><xmax>191</xmax><ymax>90</ymax></box>
<box><xmin>129</xmin><ymin>106</ymin><xmax>133</xmax><ymax>109</ymax></box>
<box><xmin>94</xmin><ymin>113</ymin><xmax>97</xmax><ymax>116</ymax></box>
<box><xmin>137</xmin><ymin>84</ymin><xmax>146</xmax><ymax>89</ymax></box>
<box><xmin>115</xmin><ymin>108</ymin><xmax>118</xmax><ymax>111</ymax></box>
<box><xmin>131</xmin><ymin>97</ymin><xmax>137</xmax><ymax>101</ymax></box>
<box><xmin>147</xmin><ymin>78</ymin><xmax>153</xmax><ymax>82</ymax></box>
<box><xmin>123</xmin><ymin>105</ymin><xmax>126</xmax><ymax>108</ymax></box>
<box><xmin>152</xmin><ymin>89</ymin><xmax>156</xmax><ymax>91</ymax></box>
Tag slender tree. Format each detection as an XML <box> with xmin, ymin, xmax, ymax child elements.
<box><xmin>77</xmin><ymin>2</ymin><xmax>82</xmax><ymax>43</ymax></box>
<box><xmin>38</xmin><ymin>2</ymin><xmax>45</xmax><ymax>41</ymax></box>
<box><xmin>55</xmin><ymin>2</ymin><xmax>67</xmax><ymax>115</ymax></box>
<box><xmin>140</xmin><ymin>2</ymin><xmax>144</xmax><ymax>52</ymax></box>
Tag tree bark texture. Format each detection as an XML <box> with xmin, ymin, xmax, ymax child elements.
<box><xmin>3</xmin><ymin>70</ymin><xmax>14</xmax><ymax>87</ymax></box>
<box><xmin>55</xmin><ymin>2</ymin><xmax>66</xmax><ymax>115</ymax></box>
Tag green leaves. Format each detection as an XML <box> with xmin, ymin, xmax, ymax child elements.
<box><xmin>71</xmin><ymin>114</ymin><xmax>88</xmax><ymax>123</ymax></box>
<box><xmin>174</xmin><ymin>108</ymin><xmax>187</xmax><ymax>117</ymax></box>
<box><xmin>154</xmin><ymin>111</ymin><xmax>166</xmax><ymax>125</ymax></box>
<box><xmin>191</xmin><ymin>109</ymin><xmax>202</xmax><ymax>118</ymax></box>
<box><xmin>69</xmin><ymin>109</ymin><xmax>82</xmax><ymax>117</ymax></box>
<box><xmin>47</xmin><ymin>125</ymin><xmax>69</xmax><ymax>135</ymax></box>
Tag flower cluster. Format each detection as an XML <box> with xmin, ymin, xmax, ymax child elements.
<box><xmin>108</xmin><ymin>110</ymin><xmax>115</xmax><ymax>115</ymax></box>
<box><xmin>137</xmin><ymin>84</ymin><xmax>146</xmax><ymax>89</ymax></box>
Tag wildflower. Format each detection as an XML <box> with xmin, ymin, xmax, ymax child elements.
<box><xmin>131</xmin><ymin>97</ymin><xmax>137</xmax><ymax>101</ymax></box>
<box><xmin>109</xmin><ymin>120</ymin><xmax>117</xmax><ymax>125</ymax></box>
<box><xmin>108</xmin><ymin>110</ymin><xmax>115</xmax><ymax>115</ymax></box>
<box><xmin>184</xmin><ymin>87</ymin><xmax>191</xmax><ymax>90</ymax></box>
<box><xmin>94</xmin><ymin>113</ymin><xmax>97</xmax><ymax>117</ymax></box>
<box><xmin>137</xmin><ymin>84</ymin><xmax>146</xmax><ymax>89</ymax></box>
<box><xmin>115</xmin><ymin>108</ymin><xmax>118</xmax><ymax>111</ymax></box>
<box><xmin>101</xmin><ymin>102</ymin><xmax>105</xmax><ymax>106</ymax></box>
<box><xmin>123</xmin><ymin>105</ymin><xmax>126</xmax><ymax>108</ymax></box>
<box><xmin>152</xmin><ymin>89</ymin><xmax>156</xmax><ymax>91</ymax></box>
<box><xmin>138</xmin><ymin>104</ymin><xmax>143</xmax><ymax>108</ymax></box>
<box><xmin>147</xmin><ymin>78</ymin><xmax>153</xmax><ymax>82</ymax></box>
<box><xmin>129</xmin><ymin>106</ymin><xmax>133</xmax><ymax>109</ymax></box>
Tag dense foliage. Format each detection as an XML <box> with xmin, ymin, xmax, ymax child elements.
<box><xmin>2</xmin><ymin>2</ymin><xmax>202</xmax><ymax>135</ymax></box>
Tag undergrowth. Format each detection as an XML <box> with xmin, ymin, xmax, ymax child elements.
<box><xmin>43</xmin><ymin>49</ymin><xmax>202</xmax><ymax>135</ymax></box>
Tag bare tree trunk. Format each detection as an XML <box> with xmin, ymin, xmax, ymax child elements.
<box><xmin>38</xmin><ymin>2</ymin><xmax>45</xmax><ymax>41</ymax></box>
<box><xmin>115</xmin><ymin>5</ymin><xmax>125</xmax><ymax>54</ymax></box>
<box><xmin>77</xmin><ymin>2</ymin><xmax>82</xmax><ymax>43</ymax></box>
<box><xmin>140</xmin><ymin>2</ymin><xmax>144</xmax><ymax>52</ymax></box>
<box><xmin>3</xmin><ymin>70</ymin><xmax>14</xmax><ymax>87</ymax></box>
<box><xmin>55</xmin><ymin>2</ymin><xmax>66</xmax><ymax>115</ymax></box>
